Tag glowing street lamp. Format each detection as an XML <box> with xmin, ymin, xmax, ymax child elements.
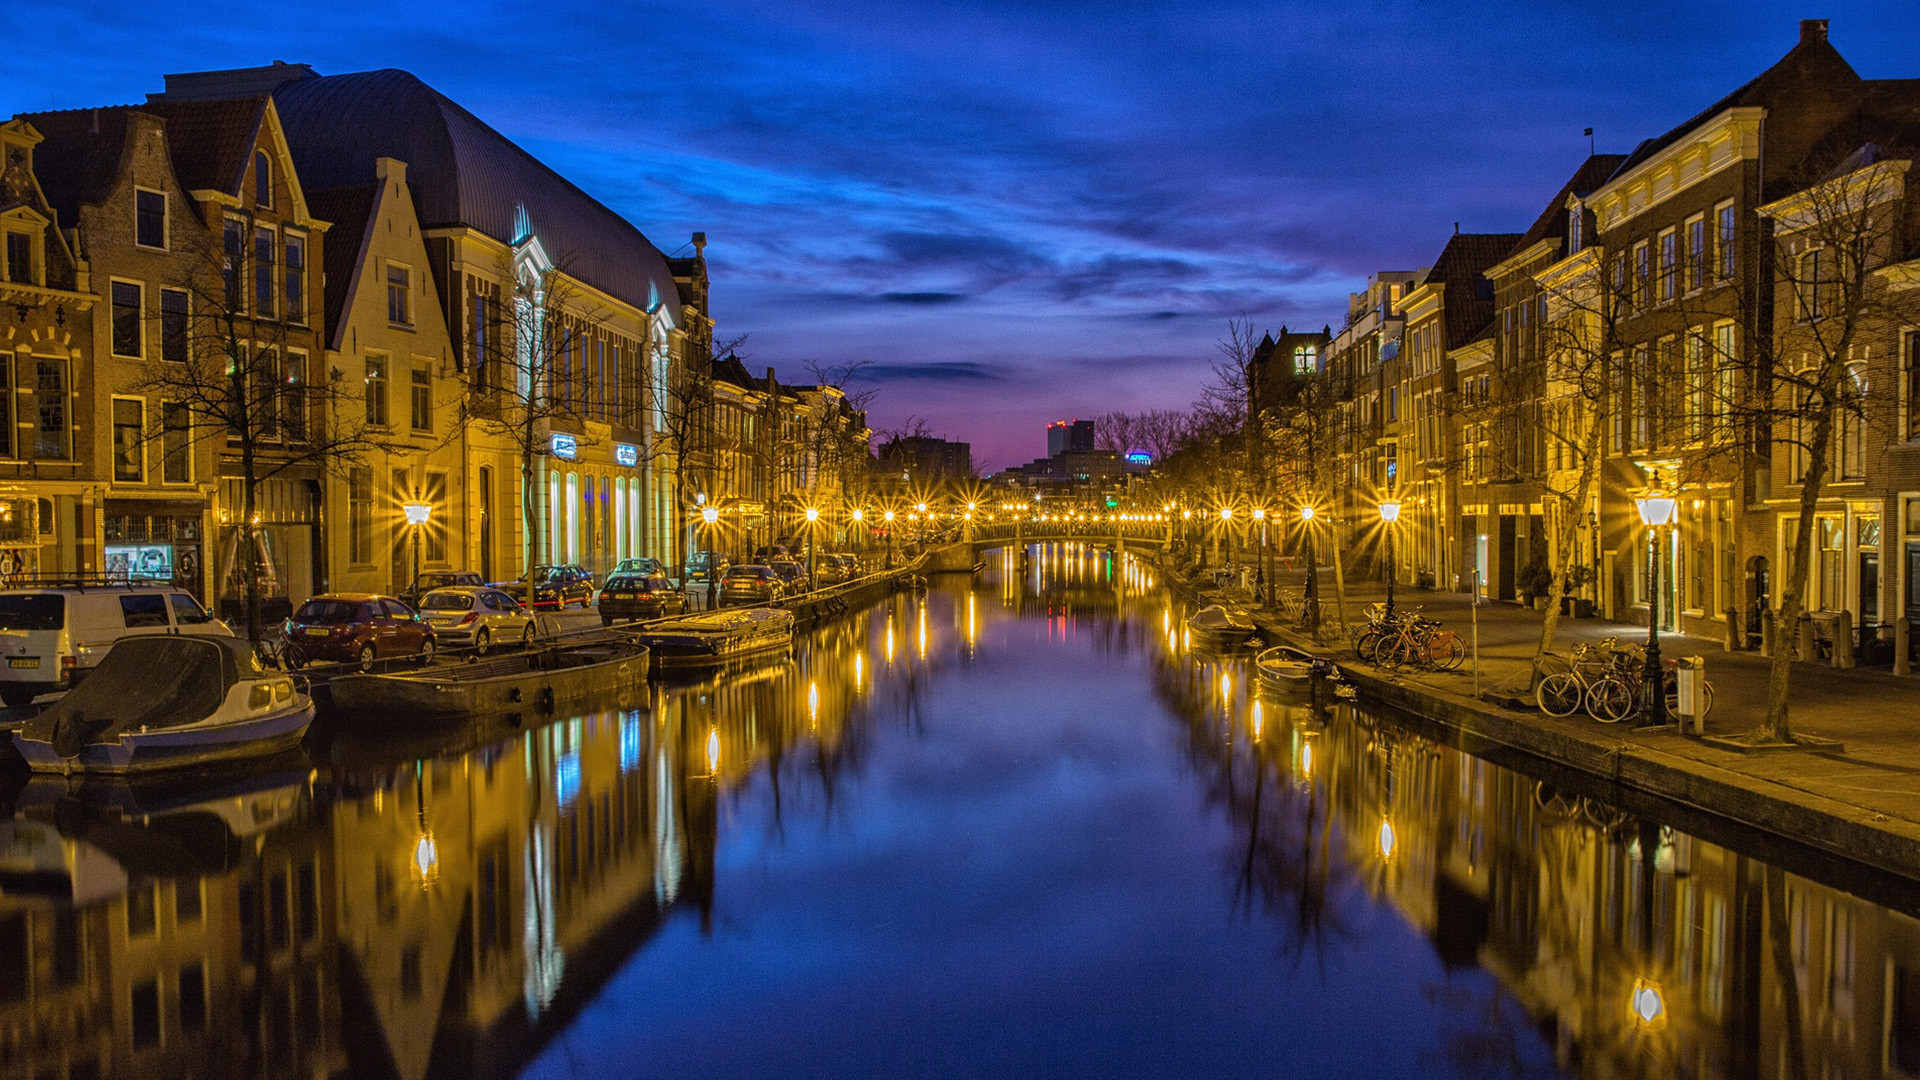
<box><xmin>1636</xmin><ymin>473</ymin><xmax>1679</xmax><ymax>726</ymax></box>
<box><xmin>402</xmin><ymin>501</ymin><xmax>432</xmax><ymax>589</ymax></box>
<box><xmin>699</xmin><ymin>504</ymin><xmax>721</xmax><ymax>607</ymax></box>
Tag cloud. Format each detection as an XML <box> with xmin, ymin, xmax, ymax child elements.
<box><xmin>862</xmin><ymin>361</ymin><xmax>1003</xmax><ymax>383</ymax></box>
<box><xmin>879</xmin><ymin>291</ymin><xmax>968</xmax><ymax>305</ymax></box>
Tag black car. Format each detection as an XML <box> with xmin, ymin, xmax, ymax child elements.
<box><xmin>496</xmin><ymin>564</ymin><xmax>595</xmax><ymax>609</ymax></box>
<box><xmin>599</xmin><ymin>573</ymin><xmax>686</xmax><ymax>625</ymax></box>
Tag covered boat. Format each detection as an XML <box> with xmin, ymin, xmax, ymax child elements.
<box><xmin>325</xmin><ymin>639</ymin><xmax>649</xmax><ymax>721</ymax></box>
<box><xmin>10</xmin><ymin>636</ymin><xmax>312</xmax><ymax>774</ymax></box>
<box><xmin>629</xmin><ymin>607</ymin><xmax>795</xmax><ymax>668</ymax></box>
<box><xmin>1187</xmin><ymin>605</ymin><xmax>1258</xmax><ymax>648</ymax></box>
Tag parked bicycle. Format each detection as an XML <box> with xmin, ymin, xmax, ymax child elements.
<box><xmin>1377</xmin><ymin>612</ymin><xmax>1465</xmax><ymax>672</ymax></box>
<box><xmin>1536</xmin><ymin>637</ymin><xmax>1715</xmax><ymax>723</ymax></box>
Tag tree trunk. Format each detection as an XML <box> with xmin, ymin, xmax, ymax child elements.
<box><xmin>1329</xmin><ymin>517</ymin><xmax>1350</xmax><ymax>638</ymax></box>
<box><xmin>1766</xmin><ymin>425</ymin><xmax>1834</xmax><ymax>743</ymax></box>
<box><xmin>1536</xmin><ymin>423</ymin><xmax>1604</xmax><ymax>658</ymax></box>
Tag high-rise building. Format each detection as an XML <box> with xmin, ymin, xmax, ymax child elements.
<box><xmin>1047</xmin><ymin>419</ymin><xmax>1094</xmax><ymax>458</ymax></box>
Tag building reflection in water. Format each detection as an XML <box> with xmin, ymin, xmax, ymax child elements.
<box><xmin>5</xmin><ymin>551</ymin><xmax>1919</xmax><ymax>1080</ymax></box>
<box><xmin>0</xmin><ymin>598</ymin><xmax>932</xmax><ymax>1080</ymax></box>
<box><xmin>1150</xmin><ymin>624</ymin><xmax>1920</xmax><ymax>1080</ymax></box>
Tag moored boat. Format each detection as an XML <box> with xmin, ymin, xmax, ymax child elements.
<box><xmin>1187</xmin><ymin>605</ymin><xmax>1258</xmax><ymax>648</ymax></box>
<box><xmin>10</xmin><ymin>636</ymin><xmax>313</xmax><ymax>774</ymax></box>
<box><xmin>1254</xmin><ymin>644</ymin><xmax>1318</xmax><ymax>686</ymax></box>
<box><xmin>628</xmin><ymin>606</ymin><xmax>795</xmax><ymax>668</ymax></box>
<box><xmin>325</xmin><ymin>639</ymin><xmax>650</xmax><ymax>720</ymax></box>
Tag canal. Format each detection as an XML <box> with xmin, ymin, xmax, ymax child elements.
<box><xmin>3</xmin><ymin>544</ymin><xmax>1918</xmax><ymax>1079</ymax></box>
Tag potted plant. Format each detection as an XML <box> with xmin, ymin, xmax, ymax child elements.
<box><xmin>1517</xmin><ymin>556</ymin><xmax>1554</xmax><ymax>609</ymax></box>
<box><xmin>1561</xmin><ymin>565</ymin><xmax>1596</xmax><ymax>617</ymax></box>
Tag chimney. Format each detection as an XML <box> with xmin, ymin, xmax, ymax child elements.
<box><xmin>375</xmin><ymin>156</ymin><xmax>406</xmax><ymax>186</ymax></box>
<box><xmin>691</xmin><ymin>231</ymin><xmax>706</xmax><ymax>255</ymax></box>
<box><xmin>1800</xmin><ymin>19</ymin><xmax>1828</xmax><ymax>44</ymax></box>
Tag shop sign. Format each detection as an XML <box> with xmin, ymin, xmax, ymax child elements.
<box><xmin>615</xmin><ymin>442</ymin><xmax>639</xmax><ymax>467</ymax></box>
<box><xmin>550</xmin><ymin>433</ymin><xmax>578</xmax><ymax>460</ymax></box>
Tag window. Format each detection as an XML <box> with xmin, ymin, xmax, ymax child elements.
<box><xmin>1612</xmin><ymin>253</ymin><xmax>1629</xmax><ymax>311</ymax></box>
<box><xmin>1658</xmin><ymin>228</ymin><xmax>1677</xmax><ymax>302</ymax></box>
<box><xmin>0</xmin><ymin>353</ymin><xmax>11</xmax><ymax>458</ymax></box>
<box><xmin>1714</xmin><ymin>321</ymin><xmax>1738</xmax><ymax>431</ymax></box>
<box><xmin>410</xmin><ymin>363</ymin><xmax>431</xmax><ymax>431</ymax></box>
<box><xmin>223</xmin><ymin>219</ymin><xmax>244</xmax><ymax>311</ymax></box>
<box><xmin>1632</xmin><ymin>240</ymin><xmax>1651</xmax><ymax>311</ymax></box>
<box><xmin>1686</xmin><ymin>214</ymin><xmax>1706</xmax><ymax>292</ymax></box>
<box><xmin>1841</xmin><ymin>364</ymin><xmax>1867</xmax><ymax>479</ymax></box>
<box><xmin>365</xmin><ymin>353</ymin><xmax>389</xmax><ymax>426</ymax></box>
<box><xmin>3</xmin><ymin>231</ymin><xmax>32</xmax><ymax>284</ymax></box>
<box><xmin>254</xmin><ymin>150</ymin><xmax>272</xmax><ymax>208</ymax></box>
<box><xmin>284</xmin><ymin>349</ymin><xmax>307</xmax><ymax>443</ymax></box>
<box><xmin>253</xmin><ymin>226</ymin><xmax>276</xmax><ymax>317</ymax></box>
<box><xmin>1716</xmin><ymin>201</ymin><xmax>1736</xmax><ymax>280</ymax></box>
<box><xmin>160</xmin><ymin>288</ymin><xmax>188</xmax><ymax>363</ymax></box>
<box><xmin>126</xmin><ymin>882</ymin><xmax>158</xmax><ymax>935</ymax></box>
<box><xmin>178</xmin><ymin>963</ymin><xmax>207</xmax><ymax>1031</ymax></box>
<box><xmin>425</xmin><ymin>471</ymin><xmax>447</xmax><ymax>562</ymax></box>
<box><xmin>112</xmin><ymin>398</ymin><xmax>143</xmax><ymax>482</ymax></box>
<box><xmin>387</xmin><ymin>264</ymin><xmax>412</xmax><ymax>325</ymax></box>
<box><xmin>170</xmin><ymin>593</ymin><xmax>211</xmax><ymax>625</ymax></box>
<box><xmin>256</xmin><ymin>346</ymin><xmax>280</xmax><ymax>440</ymax></box>
<box><xmin>130</xmin><ymin>978</ymin><xmax>161</xmax><ymax>1048</ymax></box>
<box><xmin>349</xmin><ymin>467</ymin><xmax>373</xmax><ymax>564</ymax></box>
<box><xmin>33</xmin><ymin>359</ymin><xmax>67</xmax><ymax>459</ymax></box>
<box><xmin>1686</xmin><ymin>330</ymin><xmax>1708</xmax><ymax>441</ymax></box>
<box><xmin>119</xmin><ymin>594</ymin><xmax>168</xmax><ymax>627</ymax></box>
<box><xmin>1567</xmin><ymin>205</ymin><xmax>1583</xmax><ymax>253</ymax></box>
<box><xmin>135</xmin><ymin>188</ymin><xmax>166</xmax><ymax>249</ymax></box>
<box><xmin>283</xmin><ymin>232</ymin><xmax>305</xmax><ymax>323</ymax></box>
<box><xmin>111</xmin><ymin>280</ymin><xmax>143</xmax><ymax>358</ymax></box>
<box><xmin>1907</xmin><ymin>331</ymin><xmax>1920</xmax><ymax>441</ymax></box>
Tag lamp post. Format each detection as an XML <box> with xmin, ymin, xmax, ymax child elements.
<box><xmin>804</xmin><ymin>506</ymin><xmax>819</xmax><ymax>591</ymax></box>
<box><xmin>1379</xmin><ymin>499</ymin><xmax>1401</xmax><ymax>618</ymax></box>
<box><xmin>883</xmin><ymin>510</ymin><xmax>897</xmax><ymax>569</ymax></box>
<box><xmin>701</xmin><ymin>504</ymin><xmax>720</xmax><ymax>609</ymax></box>
<box><xmin>1251</xmin><ymin>508</ymin><xmax>1267</xmax><ymax>603</ymax></box>
<box><xmin>1300</xmin><ymin>504</ymin><xmax>1319</xmax><ymax>632</ymax></box>
<box><xmin>403</xmin><ymin>501</ymin><xmax>432</xmax><ymax>594</ymax></box>
<box><xmin>1636</xmin><ymin>475</ymin><xmax>1678</xmax><ymax>726</ymax></box>
<box><xmin>1220</xmin><ymin>506</ymin><xmax>1235</xmax><ymax>577</ymax></box>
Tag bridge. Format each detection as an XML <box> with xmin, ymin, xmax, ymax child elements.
<box><xmin>916</xmin><ymin>521</ymin><xmax>1170</xmax><ymax>571</ymax></box>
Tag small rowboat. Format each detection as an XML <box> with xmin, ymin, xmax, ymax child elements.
<box><xmin>1254</xmin><ymin>645</ymin><xmax>1319</xmax><ymax>687</ymax></box>
<box><xmin>1187</xmin><ymin>605</ymin><xmax>1258</xmax><ymax>648</ymax></box>
<box><xmin>628</xmin><ymin>607</ymin><xmax>796</xmax><ymax>669</ymax></box>
<box><xmin>11</xmin><ymin>636</ymin><xmax>313</xmax><ymax>774</ymax></box>
<box><xmin>326</xmin><ymin>640</ymin><xmax>649</xmax><ymax>720</ymax></box>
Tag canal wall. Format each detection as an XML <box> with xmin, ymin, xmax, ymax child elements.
<box><xmin>1149</xmin><ymin>553</ymin><xmax>1920</xmax><ymax>886</ymax></box>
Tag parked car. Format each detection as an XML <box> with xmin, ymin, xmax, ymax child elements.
<box><xmin>685</xmin><ymin>550</ymin><xmax>730</xmax><ymax>584</ymax></box>
<box><xmin>282</xmin><ymin>594</ymin><xmax>435</xmax><ymax>670</ymax></box>
<box><xmin>399</xmin><ymin>570</ymin><xmax>484</xmax><ymax>609</ymax></box>
<box><xmin>767</xmin><ymin>559</ymin><xmax>809</xmax><ymax>591</ymax></box>
<box><xmin>496</xmin><ymin>565</ymin><xmax>595</xmax><ymax>609</ymax></box>
<box><xmin>599</xmin><ymin>573</ymin><xmax>687</xmax><ymax>625</ymax></box>
<box><xmin>815</xmin><ymin>554</ymin><xmax>854</xmax><ymax>586</ymax></box>
<box><xmin>0</xmin><ymin>585</ymin><xmax>233</xmax><ymax>707</ymax></box>
<box><xmin>416</xmin><ymin>586</ymin><xmax>536</xmax><ymax>654</ymax></box>
<box><xmin>718</xmin><ymin>565</ymin><xmax>787</xmax><ymax>607</ymax></box>
<box><xmin>608</xmin><ymin>557</ymin><xmax>664</xmax><ymax>580</ymax></box>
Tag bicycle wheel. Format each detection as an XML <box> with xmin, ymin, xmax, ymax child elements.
<box><xmin>1434</xmin><ymin>635</ymin><xmax>1466</xmax><ymax>671</ymax></box>
<box><xmin>1536</xmin><ymin>672</ymin><xmax>1583</xmax><ymax>717</ymax></box>
<box><xmin>1355</xmin><ymin>630</ymin><xmax>1382</xmax><ymax>664</ymax></box>
<box><xmin>1380</xmin><ymin>635</ymin><xmax>1413</xmax><ymax>671</ymax></box>
<box><xmin>1585</xmin><ymin>678</ymin><xmax>1635</xmax><ymax>723</ymax></box>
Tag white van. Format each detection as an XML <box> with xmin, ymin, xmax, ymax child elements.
<box><xmin>0</xmin><ymin>586</ymin><xmax>234</xmax><ymax>707</ymax></box>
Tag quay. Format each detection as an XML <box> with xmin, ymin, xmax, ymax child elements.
<box><xmin>1158</xmin><ymin>556</ymin><xmax>1920</xmax><ymax>887</ymax></box>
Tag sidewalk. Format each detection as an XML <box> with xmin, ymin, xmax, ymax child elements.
<box><xmin>1191</xmin><ymin>567</ymin><xmax>1920</xmax><ymax>881</ymax></box>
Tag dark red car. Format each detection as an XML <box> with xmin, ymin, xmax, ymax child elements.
<box><xmin>283</xmin><ymin>593</ymin><xmax>435</xmax><ymax>670</ymax></box>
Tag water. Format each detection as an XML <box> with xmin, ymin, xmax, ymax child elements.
<box><xmin>2</xmin><ymin>544</ymin><xmax>1917</xmax><ymax>1079</ymax></box>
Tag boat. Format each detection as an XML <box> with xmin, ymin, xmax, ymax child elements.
<box><xmin>1187</xmin><ymin>605</ymin><xmax>1258</xmax><ymax>648</ymax></box>
<box><xmin>325</xmin><ymin>639</ymin><xmax>650</xmax><ymax>720</ymax></box>
<box><xmin>1254</xmin><ymin>644</ymin><xmax>1319</xmax><ymax>687</ymax></box>
<box><xmin>10</xmin><ymin>635</ymin><xmax>313</xmax><ymax>775</ymax></box>
<box><xmin>627</xmin><ymin>606</ymin><xmax>796</xmax><ymax>669</ymax></box>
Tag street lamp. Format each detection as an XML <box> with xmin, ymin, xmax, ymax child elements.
<box><xmin>883</xmin><ymin>509</ymin><xmax>897</xmax><ymax>569</ymax></box>
<box><xmin>1252</xmin><ymin>508</ymin><xmax>1267</xmax><ymax>603</ymax></box>
<box><xmin>1299</xmin><ymin>504</ymin><xmax>1319</xmax><ymax>631</ymax></box>
<box><xmin>402</xmin><ymin>501</ymin><xmax>432</xmax><ymax>592</ymax></box>
<box><xmin>804</xmin><ymin>506</ymin><xmax>820</xmax><ymax>590</ymax></box>
<box><xmin>1636</xmin><ymin>474</ymin><xmax>1678</xmax><ymax>726</ymax></box>
<box><xmin>1379</xmin><ymin>499</ymin><xmax>1401</xmax><ymax>618</ymax></box>
<box><xmin>700</xmin><ymin>504</ymin><xmax>720</xmax><ymax>608</ymax></box>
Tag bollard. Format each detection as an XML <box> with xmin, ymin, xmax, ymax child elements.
<box><xmin>1723</xmin><ymin>608</ymin><xmax>1739</xmax><ymax>652</ymax></box>
<box><xmin>1760</xmin><ymin>608</ymin><xmax>1775</xmax><ymax>658</ymax></box>
<box><xmin>1835</xmin><ymin>609</ymin><xmax>1855</xmax><ymax>669</ymax></box>
<box><xmin>1797</xmin><ymin>612</ymin><xmax>1816</xmax><ymax>662</ymax></box>
<box><xmin>1898</xmin><ymin>616</ymin><xmax>1912</xmax><ymax>676</ymax></box>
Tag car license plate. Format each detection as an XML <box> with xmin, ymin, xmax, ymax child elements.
<box><xmin>8</xmin><ymin>657</ymin><xmax>39</xmax><ymax>669</ymax></box>
<box><xmin>613</xmin><ymin>593</ymin><xmax>634</xmax><ymax>599</ymax></box>
<box><xmin>304</xmin><ymin>628</ymin><xmax>330</xmax><ymax>638</ymax></box>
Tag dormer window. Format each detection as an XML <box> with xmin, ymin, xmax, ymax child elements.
<box><xmin>254</xmin><ymin>150</ymin><xmax>272</xmax><ymax>209</ymax></box>
<box><xmin>3</xmin><ymin>230</ymin><xmax>33</xmax><ymax>286</ymax></box>
<box><xmin>1567</xmin><ymin>205</ymin><xmax>1583</xmax><ymax>254</ymax></box>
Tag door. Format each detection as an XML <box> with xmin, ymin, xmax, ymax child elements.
<box><xmin>1905</xmin><ymin>545</ymin><xmax>1920</xmax><ymax>625</ymax></box>
<box><xmin>478</xmin><ymin>467</ymin><xmax>494</xmax><ymax>582</ymax></box>
<box><xmin>1497</xmin><ymin>517</ymin><xmax>1517</xmax><ymax>601</ymax></box>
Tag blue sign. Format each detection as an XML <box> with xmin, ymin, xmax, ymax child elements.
<box><xmin>615</xmin><ymin>442</ymin><xmax>639</xmax><ymax>467</ymax></box>
<box><xmin>1125</xmin><ymin>451</ymin><xmax>1153</xmax><ymax>465</ymax></box>
<box><xmin>549</xmin><ymin>433</ymin><xmax>578</xmax><ymax>460</ymax></box>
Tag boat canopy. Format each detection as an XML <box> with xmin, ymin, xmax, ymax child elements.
<box><xmin>24</xmin><ymin>636</ymin><xmax>258</xmax><ymax>757</ymax></box>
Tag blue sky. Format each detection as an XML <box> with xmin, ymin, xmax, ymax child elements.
<box><xmin>5</xmin><ymin>1</ymin><xmax>1916</xmax><ymax>469</ymax></box>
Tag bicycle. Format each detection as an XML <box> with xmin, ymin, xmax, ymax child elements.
<box><xmin>1379</xmin><ymin>614</ymin><xmax>1465</xmax><ymax>672</ymax></box>
<box><xmin>1535</xmin><ymin>638</ymin><xmax>1618</xmax><ymax>717</ymax></box>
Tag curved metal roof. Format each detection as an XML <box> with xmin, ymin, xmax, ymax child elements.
<box><xmin>269</xmin><ymin>69</ymin><xmax>679</xmax><ymax>325</ymax></box>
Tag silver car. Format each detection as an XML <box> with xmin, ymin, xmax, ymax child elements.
<box><xmin>416</xmin><ymin>586</ymin><xmax>536</xmax><ymax>655</ymax></box>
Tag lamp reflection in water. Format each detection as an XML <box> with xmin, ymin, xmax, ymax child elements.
<box><xmin>705</xmin><ymin>726</ymin><xmax>721</xmax><ymax>776</ymax></box>
<box><xmin>1378</xmin><ymin>820</ymin><xmax>1397</xmax><ymax>861</ymax></box>
<box><xmin>1630</xmin><ymin>978</ymin><xmax>1666</xmax><ymax>1026</ymax></box>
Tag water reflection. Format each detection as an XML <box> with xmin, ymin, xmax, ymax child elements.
<box><xmin>2</xmin><ymin>548</ymin><xmax>1918</xmax><ymax>1079</ymax></box>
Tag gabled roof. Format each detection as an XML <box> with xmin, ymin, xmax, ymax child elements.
<box><xmin>1417</xmin><ymin>232</ymin><xmax>1522</xmax><ymax>349</ymax></box>
<box><xmin>303</xmin><ymin>184</ymin><xmax>377</xmax><ymax>350</ymax></box>
<box><xmin>156</xmin><ymin>66</ymin><xmax>683</xmax><ymax>327</ymax></box>
<box><xmin>137</xmin><ymin>97</ymin><xmax>267</xmax><ymax>195</ymax></box>
<box><xmin>19</xmin><ymin>107</ymin><xmax>135</xmax><ymax>229</ymax></box>
<box><xmin>1513</xmin><ymin>153</ymin><xmax>1629</xmax><ymax>253</ymax></box>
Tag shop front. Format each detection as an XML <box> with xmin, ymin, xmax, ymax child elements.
<box><xmin>102</xmin><ymin>496</ymin><xmax>210</xmax><ymax>599</ymax></box>
<box><xmin>215</xmin><ymin>476</ymin><xmax>319</xmax><ymax>625</ymax></box>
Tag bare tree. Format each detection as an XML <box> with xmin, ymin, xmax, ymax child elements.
<box><xmin>131</xmin><ymin>228</ymin><xmax>400</xmax><ymax>641</ymax></box>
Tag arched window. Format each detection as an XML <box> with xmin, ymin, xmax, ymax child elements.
<box><xmin>1840</xmin><ymin>363</ymin><xmax>1867</xmax><ymax>479</ymax></box>
<box><xmin>254</xmin><ymin>151</ymin><xmax>272</xmax><ymax>209</ymax></box>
